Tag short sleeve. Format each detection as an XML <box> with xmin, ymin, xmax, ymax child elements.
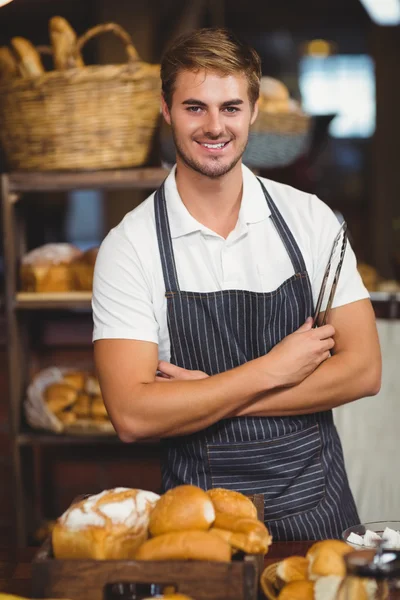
<box><xmin>310</xmin><ymin>195</ymin><xmax>369</xmax><ymax>312</ymax></box>
<box><xmin>92</xmin><ymin>228</ymin><xmax>159</xmax><ymax>343</ymax></box>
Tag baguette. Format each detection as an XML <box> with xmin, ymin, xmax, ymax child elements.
<box><xmin>11</xmin><ymin>37</ymin><xmax>44</xmax><ymax>77</ymax></box>
<box><xmin>134</xmin><ymin>530</ymin><xmax>231</xmax><ymax>562</ymax></box>
<box><xmin>49</xmin><ymin>16</ymin><xmax>84</xmax><ymax>70</ymax></box>
<box><xmin>0</xmin><ymin>46</ymin><xmax>18</xmax><ymax>82</ymax></box>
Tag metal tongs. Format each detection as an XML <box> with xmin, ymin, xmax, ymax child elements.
<box><xmin>312</xmin><ymin>221</ymin><xmax>348</xmax><ymax>327</ymax></box>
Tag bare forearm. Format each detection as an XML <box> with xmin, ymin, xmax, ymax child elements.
<box><xmin>235</xmin><ymin>352</ymin><xmax>381</xmax><ymax>418</ymax></box>
<box><xmin>115</xmin><ymin>359</ymin><xmax>270</xmax><ymax>441</ymax></box>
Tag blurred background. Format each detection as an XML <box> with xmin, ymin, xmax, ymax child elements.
<box><xmin>0</xmin><ymin>0</ymin><xmax>399</xmax><ymax>547</ymax></box>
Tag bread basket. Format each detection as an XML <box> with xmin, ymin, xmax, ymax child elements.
<box><xmin>0</xmin><ymin>23</ymin><xmax>161</xmax><ymax>171</ymax></box>
<box><xmin>25</xmin><ymin>366</ymin><xmax>115</xmax><ymax>435</ymax></box>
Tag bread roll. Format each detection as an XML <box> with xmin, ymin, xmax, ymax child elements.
<box><xmin>134</xmin><ymin>530</ymin><xmax>231</xmax><ymax>562</ymax></box>
<box><xmin>72</xmin><ymin>393</ymin><xmax>91</xmax><ymax>418</ymax></box>
<box><xmin>52</xmin><ymin>488</ymin><xmax>160</xmax><ymax>560</ymax></box>
<box><xmin>11</xmin><ymin>37</ymin><xmax>44</xmax><ymax>77</ymax></box>
<box><xmin>307</xmin><ymin>540</ymin><xmax>352</xmax><ymax>580</ymax></box>
<box><xmin>62</xmin><ymin>371</ymin><xmax>86</xmax><ymax>390</ymax></box>
<box><xmin>276</xmin><ymin>556</ymin><xmax>309</xmax><ymax>586</ymax></box>
<box><xmin>206</xmin><ymin>488</ymin><xmax>257</xmax><ymax>519</ymax></box>
<box><xmin>56</xmin><ymin>410</ymin><xmax>77</xmax><ymax>426</ymax></box>
<box><xmin>0</xmin><ymin>46</ymin><xmax>18</xmax><ymax>82</ymax></box>
<box><xmin>20</xmin><ymin>244</ymin><xmax>82</xmax><ymax>293</ymax></box>
<box><xmin>149</xmin><ymin>485</ymin><xmax>215</xmax><ymax>536</ymax></box>
<box><xmin>209</xmin><ymin>525</ymin><xmax>270</xmax><ymax>555</ymax></box>
<box><xmin>91</xmin><ymin>396</ymin><xmax>108</xmax><ymax>418</ymax></box>
<box><xmin>260</xmin><ymin>76</ymin><xmax>289</xmax><ymax>102</ymax></box>
<box><xmin>278</xmin><ymin>580</ymin><xmax>314</xmax><ymax>600</ymax></box>
<box><xmin>49</xmin><ymin>16</ymin><xmax>84</xmax><ymax>70</ymax></box>
<box><xmin>45</xmin><ymin>383</ymin><xmax>77</xmax><ymax>413</ymax></box>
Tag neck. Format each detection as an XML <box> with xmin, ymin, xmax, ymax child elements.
<box><xmin>174</xmin><ymin>158</ymin><xmax>244</xmax><ymax>239</ymax></box>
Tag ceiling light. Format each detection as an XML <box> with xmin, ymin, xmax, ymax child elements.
<box><xmin>359</xmin><ymin>0</ymin><xmax>400</xmax><ymax>25</ymax></box>
<box><xmin>0</xmin><ymin>0</ymin><xmax>14</xmax><ymax>6</ymax></box>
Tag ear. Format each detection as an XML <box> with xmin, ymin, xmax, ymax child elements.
<box><xmin>161</xmin><ymin>94</ymin><xmax>172</xmax><ymax>125</ymax></box>
<box><xmin>250</xmin><ymin>98</ymin><xmax>259</xmax><ymax>125</ymax></box>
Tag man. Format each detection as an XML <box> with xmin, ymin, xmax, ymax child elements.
<box><xmin>93</xmin><ymin>28</ymin><xmax>381</xmax><ymax>541</ymax></box>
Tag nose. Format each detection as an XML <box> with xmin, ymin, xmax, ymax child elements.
<box><xmin>203</xmin><ymin>109</ymin><xmax>224</xmax><ymax>138</ymax></box>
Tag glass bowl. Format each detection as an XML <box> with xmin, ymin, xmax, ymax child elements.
<box><xmin>342</xmin><ymin>521</ymin><xmax>400</xmax><ymax>549</ymax></box>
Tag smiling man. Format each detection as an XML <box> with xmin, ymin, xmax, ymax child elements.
<box><xmin>92</xmin><ymin>28</ymin><xmax>381</xmax><ymax>541</ymax></box>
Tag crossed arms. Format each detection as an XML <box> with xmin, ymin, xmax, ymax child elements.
<box><xmin>94</xmin><ymin>299</ymin><xmax>381</xmax><ymax>442</ymax></box>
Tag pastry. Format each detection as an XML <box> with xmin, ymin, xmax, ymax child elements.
<box><xmin>0</xmin><ymin>46</ymin><xmax>18</xmax><ymax>82</ymax></box>
<box><xmin>62</xmin><ymin>371</ymin><xmax>86</xmax><ymax>391</ymax></box>
<box><xmin>52</xmin><ymin>487</ymin><xmax>160</xmax><ymax>559</ymax></box>
<box><xmin>71</xmin><ymin>247</ymin><xmax>99</xmax><ymax>291</ymax></box>
<box><xmin>276</xmin><ymin>556</ymin><xmax>309</xmax><ymax>587</ymax></box>
<box><xmin>307</xmin><ymin>540</ymin><xmax>352</xmax><ymax>580</ymax></box>
<box><xmin>278</xmin><ymin>580</ymin><xmax>314</xmax><ymax>600</ymax></box>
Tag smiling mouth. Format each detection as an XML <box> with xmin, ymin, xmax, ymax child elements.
<box><xmin>196</xmin><ymin>141</ymin><xmax>231</xmax><ymax>150</ymax></box>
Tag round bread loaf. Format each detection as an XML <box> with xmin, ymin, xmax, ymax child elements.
<box><xmin>276</xmin><ymin>556</ymin><xmax>309</xmax><ymax>587</ymax></box>
<box><xmin>52</xmin><ymin>487</ymin><xmax>160</xmax><ymax>560</ymax></box>
<box><xmin>149</xmin><ymin>485</ymin><xmax>215</xmax><ymax>536</ymax></box>
<box><xmin>307</xmin><ymin>540</ymin><xmax>352</xmax><ymax>580</ymax></box>
<box><xmin>134</xmin><ymin>530</ymin><xmax>231</xmax><ymax>562</ymax></box>
<box><xmin>206</xmin><ymin>488</ymin><xmax>257</xmax><ymax>519</ymax></box>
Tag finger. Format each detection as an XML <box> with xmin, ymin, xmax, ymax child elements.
<box><xmin>321</xmin><ymin>337</ymin><xmax>335</xmax><ymax>352</ymax></box>
<box><xmin>315</xmin><ymin>324</ymin><xmax>335</xmax><ymax>340</ymax></box>
<box><xmin>295</xmin><ymin>317</ymin><xmax>313</xmax><ymax>333</ymax></box>
<box><xmin>157</xmin><ymin>361</ymin><xmax>185</xmax><ymax>377</ymax></box>
<box><xmin>318</xmin><ymin>351</ymin><xmax>332</xmax><ymax>364</ymax></box>
<box><xmin>155</xmin><ymin>375</ymin><xmax>172</xmax><ymax>382</ymax></box>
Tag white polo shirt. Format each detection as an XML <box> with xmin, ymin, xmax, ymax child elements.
<box><xmin>92</xmin><ymin>164</ymin><xmax>369</xmax><ymax>362</ymax></box>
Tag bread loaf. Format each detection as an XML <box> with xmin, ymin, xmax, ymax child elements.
<box><xmin>276</xmin><ymin>556</ymin><xmax>309</xmax><ymax>587</ymax></box>
<box><xmin>49</xmin><ymin>16</ymin><xmax>84</xmax><ymax>70</ymax></box>
<box><xmin>134</xmin><ymin>530</ymin><xmax>231</xmax><ymax>562</ymax></box>
<box><xmin>71</xmin><ymin>247</ymin><xmax>98</xmax><ymax>291</ymax></box>
<box><xmin>278</xmin><ymin>580</ymin><xmax>314</xmax><ymax>600</ymax></box>
<box><xmin>206</xmin><ymin>488</ymin><xmax>257</xmax><ymax>519</ymax></box>
<box><xmin>11</xmin><ymin>37</ymin><xmax>44</xmax><ymax>77</ymax></box>
<box><xmin>307</xmin><ymin>540</ymin><xmax>352</xmax><ymax>580</ymax></box>
<box><xmin>62</xmin><ymin>371</ymin><xmax>86</xmax><ymax>390</ymax></box>
<box><xmin>0</xmin><ymin>46</ymin><xmax>18</xmax><ymax>82</ymax></box>
<box><xmin>149</xmin><ymin>485</ymin><xmax>215</xmax><ymax>536</ymax></box>
<box><xmin>20</xmin><ymin>244</ymin><xmax>83</xmax><ymax>293</ymax></box>
<box><xmin>52</xmin><ymin>488</ymin><xmax>160</xmax><ymax>559</ymax></box>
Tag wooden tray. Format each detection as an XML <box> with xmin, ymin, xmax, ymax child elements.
<box><xmin>32</xmin><ymin>494</ymin><xmax>265</xmax><ymax>600</ymax></box>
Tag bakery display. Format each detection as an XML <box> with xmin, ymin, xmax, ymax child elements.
<box><xmin>52</xmin><ymin>488</ymin><xmax>160</xmax><ymax>559</ymax></box>
<box><xmin>19</xmin><ymin>243</ymin><xmax>99</xmax><ymax>293</ymax></box>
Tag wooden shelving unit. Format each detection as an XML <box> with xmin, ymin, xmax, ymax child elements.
<box><xmin>1</xmin><ymin>167</ymin><xmax>168</xmax><ymax>546</ymax></box>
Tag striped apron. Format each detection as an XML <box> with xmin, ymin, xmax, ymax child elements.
<box><xmin>154</xmin><ymin>178</ymin><xmax>359</xmax><ymax>541</ymax></box>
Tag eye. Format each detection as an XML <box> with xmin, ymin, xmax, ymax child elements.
<box><xmin>224</xmin><ymin>107</ymin><xmax>240</xmax><ymax>113</ymax></box>
<box><xmin>186</xmin><ymin>106</ymin><xmax>203</xmax><ymax>113</ymax></box>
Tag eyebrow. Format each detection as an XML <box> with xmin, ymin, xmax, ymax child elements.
<box><xmin>182</xmin><ymin>98</ymin><xmax>244</xmax><ymax>107</ymax></box>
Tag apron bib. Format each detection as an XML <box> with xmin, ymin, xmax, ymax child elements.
<box><xmin>154</xmin><ymin>178</ymin><xmax>359</xmax><ymax>541</ymax></box>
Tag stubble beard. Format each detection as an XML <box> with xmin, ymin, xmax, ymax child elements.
<box><xmin>171</xmin><ymin>125</ymin><xmax>249</xmax><ymax>179</ymax></box>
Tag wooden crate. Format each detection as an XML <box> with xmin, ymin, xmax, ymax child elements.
<box><xmin>32</xmin><ymin>494</ymin><xmax>265</xmax><ymax>600</ymax></box>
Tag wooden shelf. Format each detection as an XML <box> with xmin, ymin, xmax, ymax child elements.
<box><xmin>15</xmin><ymin>291</ymin><xmax>92</xmax><ymax>309</ymax></box>
<box><xmin>17</xmin><ymin>431</ymin><xmax>160</xmax><ymax>446</ymax></box>
<box><xmin>7</xmin><ymin>167</ymin><xmax>169</xmax><ymax>194</ymax></box>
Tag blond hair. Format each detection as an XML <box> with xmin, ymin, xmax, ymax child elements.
<box><xmin>161</xmin><ymin>28</ymin><xmax>261</xmax><ymax>109</ymax></box>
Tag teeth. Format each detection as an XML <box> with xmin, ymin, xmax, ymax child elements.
<box><xmin>202</xmin><ymin>142</ymin><xmax>226</xmax><ymax>148</ymax></box>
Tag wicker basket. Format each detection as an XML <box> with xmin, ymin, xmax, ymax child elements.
<box><xmin>259</xmin><ymin>562</ymin><xmax>280</xmax><ymax>600</ymax></box>
<box><xmin>0</xmin><ymin>23</ymin><xmax>161</xmax><ymax>171</ymax></box>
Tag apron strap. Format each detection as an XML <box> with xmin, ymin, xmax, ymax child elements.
<box><xmin>154</xmin><ymin>182</ymin><xmax>180</xmax><ymax>293</ymax></box>
<box><xmin>257</xmin><ymin>178</ymin><xmax>307</xmax><ymax>275</ymax></box>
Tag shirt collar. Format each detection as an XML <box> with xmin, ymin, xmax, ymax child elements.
<box><xmin>164</xmin><ymin>164</ymin><xmax>271</xmax><ymax>239</ymax></box>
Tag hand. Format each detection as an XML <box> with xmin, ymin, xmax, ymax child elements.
<box><xmin>156</xmin><ymin>361</ymin><xmax>209</xmax><ymax>382</ymax></box>
<box><xmin>262</xmin><ymin>317</ymin><xmax>335</xmax><ymax>388</ymax></box>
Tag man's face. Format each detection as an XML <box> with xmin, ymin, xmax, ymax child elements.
<box><xmin>162</xmin><ymin>69</ymin><xmax>258</xmax><ymax>179</ymax></box>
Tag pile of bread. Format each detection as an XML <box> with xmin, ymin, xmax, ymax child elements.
<box><xmin>20</xmin><ymin>243</ymin><xmax>98</xmax><ymax>293</ymax></box>
<box><xmin>258</xmin><ymin>77</ymin><xmax>303</xmax><ymax>115</ymax></box>
<box><xmin>53</xmin><ymin>485</ymin><xmax>272</xmax><ymax>561</ymax></box>
<box><xmin>0</xmin><ymin>16</ymin><xmax>86</xmax><ymax>83</ymax></box>
<box><xmin>44</xmin><ymin>370</ymin><xmax>111</xmax><ymax>430</ymax></box>
<box><xmin>260</xmin><ymin>539</ymin><xmax>378</xmax><ymax>600</ymax></box>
